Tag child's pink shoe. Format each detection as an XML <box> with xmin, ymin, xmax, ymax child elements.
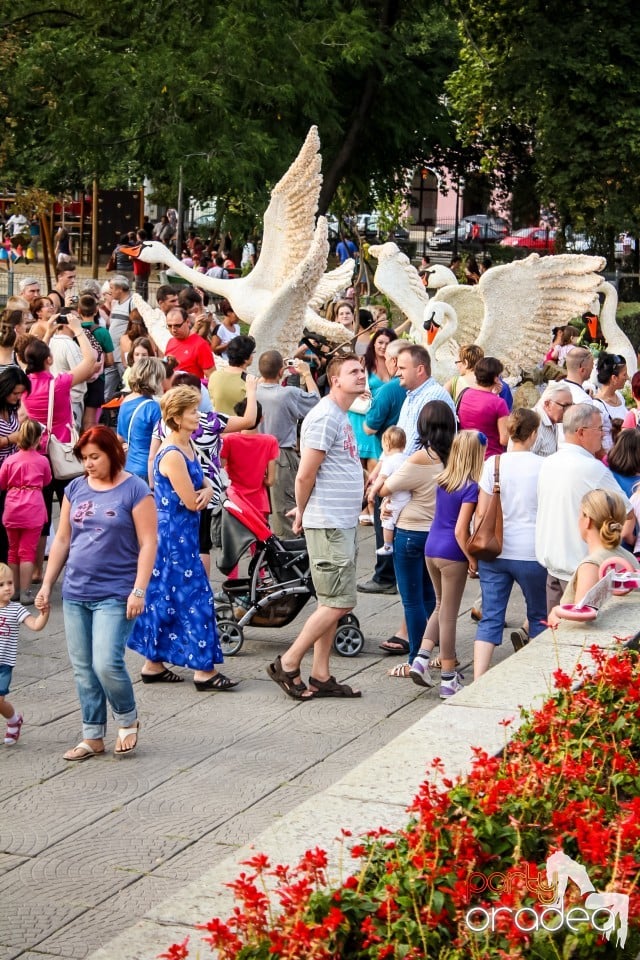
<box><xmin>4</xmin><ymin>714</ymin><xmax>23</xmax><ymax>745</ymax></box>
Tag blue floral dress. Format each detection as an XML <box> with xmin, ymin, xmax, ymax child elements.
<box><xmin>128</xmin><ymin>445</ymin><xmax>223</xmax><ymax>670</ymax></box>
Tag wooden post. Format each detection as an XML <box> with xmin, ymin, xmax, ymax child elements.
<box><xmin>91</xmin><ymin>178</ymin><xmax>99</xmax><ymax>279</ymax></box>
<box><xmin>40</xmin><ymin>214</ymin><xmax>53</xmax><ymax>292</ymax></box>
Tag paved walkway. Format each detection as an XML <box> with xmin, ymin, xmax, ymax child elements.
<box><xmin>0</xmin><ymin>524</ymin><xmax>521</xmax><ymax>960</ymax></box>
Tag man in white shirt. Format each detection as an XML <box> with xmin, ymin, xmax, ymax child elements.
<box><xmin>536</xmin><ymin>403</ymin><xmax>634</xmax><ymax>611</ymax></box>
<box><xmin>531</xmin><ymin>381</ymin><xmax>573</xmax><ymax>456</ymax></box>
<box><xmin>563</xmin><ymin>347</ymin><xmax>595</xmax><ymax>405</ymax></box>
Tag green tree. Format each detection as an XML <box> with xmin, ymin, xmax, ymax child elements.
<box><xmin>0</xmin><ymin>0</ymin><xmax>460</xmax><ymax>226</ymax></box>
<box><xmin>446</xmin><ymin>0</ymin><xmax>640</xmax><ymax>251</ymax></box>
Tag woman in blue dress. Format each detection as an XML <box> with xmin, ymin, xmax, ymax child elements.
<box><xmin>128</xmin><ymin>385</ymin><xmax>238</xmax><ymax>691</ymax></box>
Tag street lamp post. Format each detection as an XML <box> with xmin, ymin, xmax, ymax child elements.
<box><xmin>176</xmin><ymin>152</ymin><xmax>210</xmax><ymax>258</ymax></box>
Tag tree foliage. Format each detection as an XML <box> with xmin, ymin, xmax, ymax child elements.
<box><xmin>0</xmin><ymin>0</ymin><xmax>460</xmax><ymax>225</ymax></box>
<box><xmin>446</xmin><ymin>0</ymin><xmax>640</xmax><ymax>242</ymax></box>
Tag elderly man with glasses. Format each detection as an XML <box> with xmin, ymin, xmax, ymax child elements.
<box><xmin>530</xmin><ymin>381</ymin><xmax>573</xmax><ymax>456</ymax></box>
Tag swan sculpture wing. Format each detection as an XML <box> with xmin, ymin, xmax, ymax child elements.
<box><xmin>250</xmin><ymin>216</ymin><xmax>330</xmax><ymax>361</ymax></box>
<box><xmin>368</xmin><ymin>242</ymin><xmax>429</xmax><ymax>333</ymax></box>
<box><xmin>477</xmin><ymin>253</ymin><xmax>607</xmax><ymax>377</ymax></box>
<box><xmin>308</xmin><ymin>258</ymin><xmax>355</xmax><ymax>313</ymax></box>
<box><xmin>245</xmin><ymin>125</ymin><xmax>322</xmax><ymax>296</ymax></box>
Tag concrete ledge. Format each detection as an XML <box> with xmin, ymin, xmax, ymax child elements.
<box><xmin>88</xmin><ymin>592</ymin><xmax>638</xmax><ymax>960</ymax></box>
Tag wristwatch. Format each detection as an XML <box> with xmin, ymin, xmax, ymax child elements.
<box><xmin>131</xmin><ymin>588</ymin><xmax>145</xmax><ymax>598</ymax></box>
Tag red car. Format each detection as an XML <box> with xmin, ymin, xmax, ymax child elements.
<box><xmin>500</xmin><ymin>227</ymin><xmax>556</xmax><ymax>254</ymax></box>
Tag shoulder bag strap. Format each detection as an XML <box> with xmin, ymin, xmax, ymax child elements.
<box><xmin>493</xmin><ymin>454</ymin><xmax>501</xmax><ymax>493</ymax></box>
<box><xmin>47</xmin><ymin>378</ymin><xmax>55</xmax><ymax>435</ymax></box>
<box><xmin>126</xmin><ymin>398</ymin><xmax>153</xmax><ymax>446</ymax></box>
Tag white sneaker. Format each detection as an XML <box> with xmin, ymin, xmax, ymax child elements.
<box><xmin>440</xmin><ymin>672</ymin><xmax>464</xmax><ymax>699</ymax></box>
<box><xmin>359</xmin><ymin>513</ymin><xmax>374</xmax><ymax>525</ymax></box>
<box><xmin>409</xmin><ymin>658</ymin><xmax>434</xmax><ymax>688</ymax></box>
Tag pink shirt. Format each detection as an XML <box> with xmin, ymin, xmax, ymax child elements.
<box><xmin>458</xmin><ymin>388</ymin><xmax>509</xmax><ymax>457</ymax></box>
<box><xmin>0</xmin><ymin>449</ymin><xmax>51</xmax><ymax>527</ymax></box>
<box><xmin>23</xmin><ymin>371</ymin><xmax>74</xmax><ymax>441</ymax></box>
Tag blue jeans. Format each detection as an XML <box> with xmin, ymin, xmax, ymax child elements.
<box><xmin>393</xmin><ymin>528</ymin><xmax>435</xmax><ymax>662</ymax></box>
<box><xmin>63</xmin><ymin>599</ymin><xmax>137</xmax><ymax>740</ymax></box>
<box><xmin>476</xmin><ymin>557</ymin><xmax>547</xmax><ymax>645</ymax></box>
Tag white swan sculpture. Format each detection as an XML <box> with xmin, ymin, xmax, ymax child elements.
<box><xmin>369</xmin><ymin>243</ymin><xmax>636</xmax><ymax>381</ymax></box>
<box><xmin>122</xmin><ymin>127</ymin><xmax>355</xmax><ymax>360</ymax></box>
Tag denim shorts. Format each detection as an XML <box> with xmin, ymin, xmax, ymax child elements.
<box><xmin>0</xmin><ymin>664</ymin><xmax>14</xmax><ymax>697</ymax></box>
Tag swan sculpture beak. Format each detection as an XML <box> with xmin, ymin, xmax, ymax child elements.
<box><xmin>119</xmin><ymin>244</ymin><xmax>143</xmax><ymax>258</ymax></box>
<box><xmin>424</xmin><ymin>314</ymin><xmax>441</xmax><ymax>345</ymax></box>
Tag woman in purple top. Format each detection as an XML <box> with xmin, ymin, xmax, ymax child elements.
<box><xmin>36</xmin><ymin>426</ymin><xmax>157</xmax><ymax>761</ymax></box>
<box><xmin>409</xmin><ymin>431</ymin><xmax>485</xmax><ymax>698</ymax></box>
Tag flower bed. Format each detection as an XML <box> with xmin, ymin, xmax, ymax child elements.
<box><xmin>162</xmin><ymin>646</ymin><xmax>640</xmax><ymax>959</ymax></box>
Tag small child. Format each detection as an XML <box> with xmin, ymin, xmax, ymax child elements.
<box><xmin>0</xmin><ymin>561</ymin><xmax>50</xmax><ymax>744</ymax></box>
<box><xmin>0</xmin><ymin>419</ymin><xmax>51</xmax><ymax>604</ymax></box>
<box><xmin>367</xmin><ymin>425</ymin><xmax>409</xmax><ymax>556</ymax></box>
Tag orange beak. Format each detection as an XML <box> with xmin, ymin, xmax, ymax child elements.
<box><xmin>587</xmin><ymin>314</ymin><xmax>598</xmax><ymax>339</ymax></box>
<box><xmin>426</xmin><ymin>324</ymin><xmax>439</xmax><ymax>345</ymax></box>
<box><xmin>119</xmin><ymin>244</ymin><xmax>142</xmax><ymax>258</ymax></box>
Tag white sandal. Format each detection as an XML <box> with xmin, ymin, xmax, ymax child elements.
<box><xmin>388</xmin><ymin>662</ymin><xmax>411</xmax><ymax>678</ymax></box>
<box><xmin>114</xmin><ymin>721</ymin><xmax>139</xmax><ymax>756</ymax></box>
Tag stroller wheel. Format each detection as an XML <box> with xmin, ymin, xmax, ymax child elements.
<box><xmin>333</xmin><ymin>623</ymin><xmax>364</xmax><ymax>657</ymax></box>
<box><xmin>338</xmin><ymin>613</ymin><xmax>360</xmax><ymax>629</ymax></box>
<box><xmin>216</xmin><ymin>617</ymin><xmax>244</xmax><ymax>656</ymax></box>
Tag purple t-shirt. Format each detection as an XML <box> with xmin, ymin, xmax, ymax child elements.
<box><xmin>425</xmin><ymin>480</ymin><xmax>479</xmax><ymax>562</ymax></box>
<box><xmin>62</xmin><ymin>474</ymin><xmax>152</xmax><ymax>602</ymax></box>
<box><xmin>457</xmin><ymin>389</ymin><xmax>509</xmax><ymax>457</ymax></box>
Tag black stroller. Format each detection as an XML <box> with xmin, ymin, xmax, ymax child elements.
<box><xmin>214</xmin><ymin>487</ymin><xmax>364</xmax><ymax>658</ymax></box>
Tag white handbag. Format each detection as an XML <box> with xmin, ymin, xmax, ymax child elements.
<box><xmin>46</xmin><ymin>379</ymin><xmax>83</xmax><ymax>480</ymax></box>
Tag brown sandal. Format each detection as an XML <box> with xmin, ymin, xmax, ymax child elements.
<box><xmin>305</xmin><ymin>675</ymin><xmax>361</xmax><ymax>699</ymax></box>
<box><xmin>266</xmin><ymin>655</ymin><xmax>307</xmax><ymax>699</ymax></box>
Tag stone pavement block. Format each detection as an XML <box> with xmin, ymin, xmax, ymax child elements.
<box><xmin>0</xmin><ymin>946</ymin><xmax>24</xmax><ymax>960</ymax></box>
<box><xmin>151</xmin><ymin>839</ymin><xmax>246</xmax><ymax>882</ymax></box>
<box><xmin>87</xmin><ymin>921</ymin><xmax>196</xmax><ymax>960</ymax></box>
<box><xmin>37</xmin><ymin>875</ymin><xmax>179</xmax><ymax>960</ymax></box>
<box><xmin>324</xmin><ymin>703</ymin><xmax>525</xmax><ymax>807</ymax></box>
<box><xmin>0</xmin><ymin>854</ymin><xmax>28</xmax><ymax>878</ymax></box>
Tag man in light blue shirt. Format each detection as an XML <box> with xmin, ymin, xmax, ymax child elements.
<box><xmin>396</xmin><ymin>344</ymin><xmax>456</xmax><ymax>452</ymax></box>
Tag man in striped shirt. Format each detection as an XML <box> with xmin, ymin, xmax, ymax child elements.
<box><xmin>266</xmin><ymin>354</ymin><xmax>365</xmax><ymax>701</ymax></box>
<box><xmin>531</xmin><ymin>382</ymin><xmax>573</xmax><ymax>457</ymax></box>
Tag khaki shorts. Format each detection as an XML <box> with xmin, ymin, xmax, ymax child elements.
<box><xmin>305</xmin><ymin>527</ymin><xmax>358</xmax><ymax>609</ymax></box>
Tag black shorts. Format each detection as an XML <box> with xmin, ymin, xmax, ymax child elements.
<box><xmin>84</xmin><ymin>378</ymin><xmax>105</xmax><ymax>408</ymax></box>
<box><xmin>199</xmin><ymin>509</ymin><xmax>213</xmax><ymax>553</ymax></box>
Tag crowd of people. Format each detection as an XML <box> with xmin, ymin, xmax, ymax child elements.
<box><xmin>1</xmin><ymin>247</ymin><xmax>639</xmax><ymax>757</ymax></box>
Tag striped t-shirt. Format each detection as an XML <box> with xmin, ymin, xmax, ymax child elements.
<box><xmin>300</xmin><ymin>396</ymin><xmax>363</xmax><ymax>529</ymax></box>
<box><xmin>0</xmin><ymin>601</ymin><xmax>30</xmax><ymax>667</ymax></box>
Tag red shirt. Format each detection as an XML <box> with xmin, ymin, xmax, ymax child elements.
<box><xmin>221</xmin><ymin>433</ymin><xmax>279</xmax><ymax>514</ymax></box>
<box><xmin>165</xmin><ymin>333</ymin><xmax>214</xmax><ymax>380</ymax></box>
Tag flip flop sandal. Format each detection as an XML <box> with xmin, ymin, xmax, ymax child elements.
<box><xmin>378</xmin><ymin>636</ymin><xmax>410</xmax><ymax>655</ymax></box>
<box><xmin>63</xmin><ymin>741</ymin><xmax>105</xmax><ymax>762</ymax></box>
<box><xmin>388</xmin><ymin>662</ymin><xmax>411</xmax><ymax>678</ymax></box>
<box><xmin>114</xmin><ymin>721</ymin><xmax>139</xmax><ymax>755</ymax></box>
<box><xmin>266</xmin><ymin>655</ymin><xmax>307</xmax><ymax>699</ymax></box>
<box><xmin>140</xmin><ymin>668</ymin><xmax>184</xmax><ymax>684</ymax></box>
<box><xmin>305</xmin><ymin>675</ymin><xmax>361</xmax><ymax>699</ymax></box>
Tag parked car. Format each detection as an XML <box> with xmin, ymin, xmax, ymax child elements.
<box><xmin>500</xmin><ymin>227</ymin><xmax>556</xmax><ymax>254</ymax></box>
<box><xmin>357</xmin><ymin>213</ymin><xmax>410</xmax><ymax>245</ymax></box>
<box><xmin>429</xmin><ymin>214</ymin><xmax>509</xmax><ymax>249</ymax></box>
